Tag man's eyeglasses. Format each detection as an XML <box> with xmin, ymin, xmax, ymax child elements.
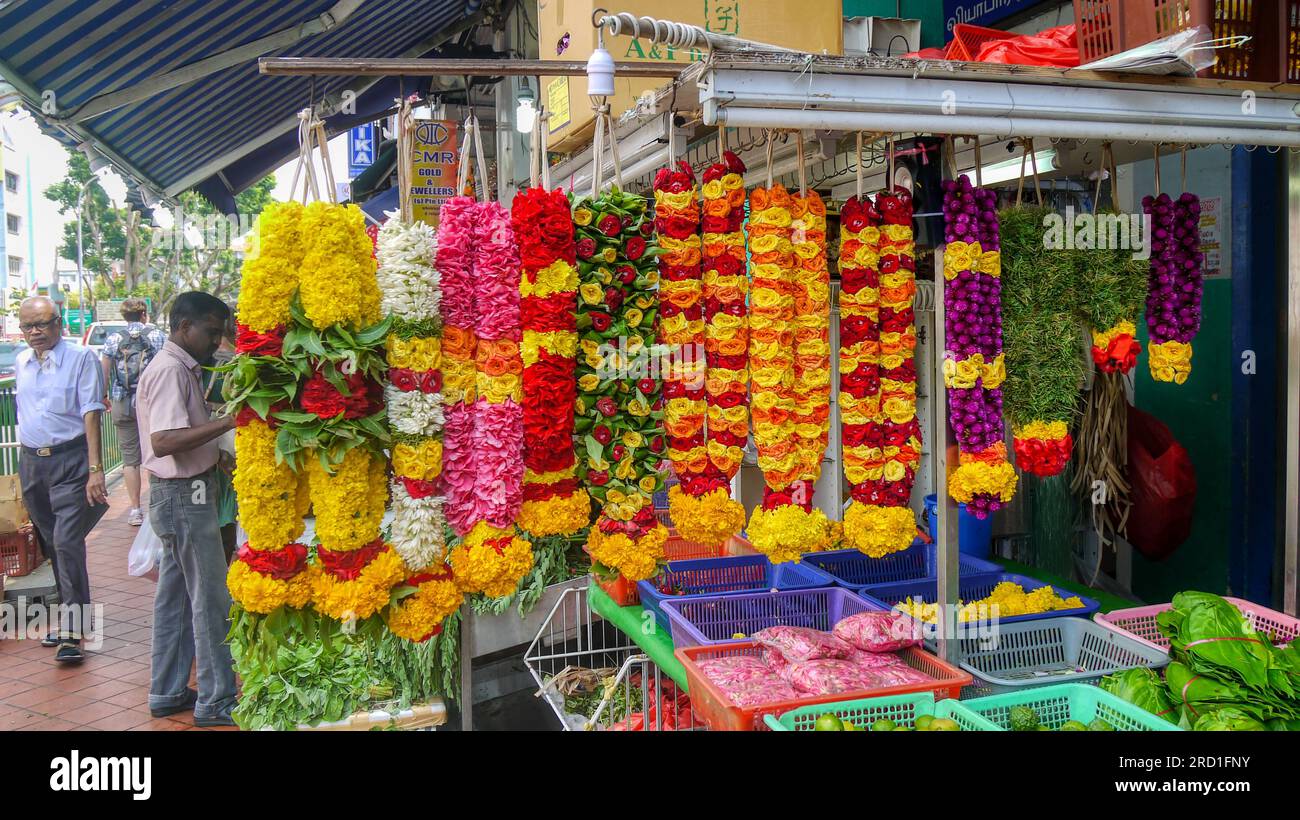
<box><xmin>19</xmin><ymin>319</ymin><xmax>59</xmax><ymax>333</ymax></box>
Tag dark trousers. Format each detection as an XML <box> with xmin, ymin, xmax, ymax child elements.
<box><xmin>19</xmin><ymin>437</ymin><xmax>108</xmax><ymax>638</ymax></box>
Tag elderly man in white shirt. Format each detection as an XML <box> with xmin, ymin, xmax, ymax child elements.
<box><xmin>15</xmin><ymin>296</ymin><xmax>109</xmax><ymax>663</ymax></box>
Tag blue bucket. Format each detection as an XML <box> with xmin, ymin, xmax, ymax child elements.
<box><xmin>924</xmin><ymin>494</ymin><xmax>994</xmax><ymax>561</ymax></box>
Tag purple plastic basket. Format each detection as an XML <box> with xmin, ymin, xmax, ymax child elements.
<box><xmin>803</xmin><ymin>542</ymin><xmax>1002</xmax><ymax>592</ymax></box>
<box><xmin>661</xmin><ymin>586</ymin><xmax>886</xmax><ymax>649</ymax></box>
<box><xmin>858</xmin><ymin>573</ymin><xmax>1101</xmax><ymax>626</ymax></box>
<box><xmin>637</xmin><ymin>555</ymin><xmax>835</xmax><ymax>636</ymax></box>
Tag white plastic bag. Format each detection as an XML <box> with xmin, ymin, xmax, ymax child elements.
<box><xmin>128</xmin><ymin>513</ymin><xmax>164</xmax><ymax>581</ymax></box>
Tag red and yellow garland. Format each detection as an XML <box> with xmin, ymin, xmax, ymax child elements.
<box><xmin>659</xmin><ymin>152</ymin><xmax>748</xmax><ymax>546</ymax></box>
<box><xmin>746</xmin><ymin>184</ymin><xmax>834</xmax><ymax>563</ymax></box>
<box><xmin>512</xmin><ymin>187</ymin><xmax>590</xmax><ymax>536</ymax></box>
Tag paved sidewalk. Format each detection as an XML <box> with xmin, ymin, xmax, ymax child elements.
<box><xmin>0</xmin><ymin>479</ymin><xmax>233</xmax><ymax>731</ymax></box>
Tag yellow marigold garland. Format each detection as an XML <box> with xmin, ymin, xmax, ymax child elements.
<box><xmin>227</xmin><ymin>560</ymin><xmax>313</xmax><ymax>615</ymax></box>
<box><xmin>449</xmin><ymin>521</ymin><xmax>536</xmax><ymax>598</ymax></box>
<box><xmin>386</xmin><ymin>571</ymin><xmax>464</xmax><ymax>643</ymax></box>
<box><xmin>237</xmin><ymin>201</ymin><xmax>303</xmax><ymax>333</ymax></box>
<box><xmin>586</xmin><ymin>522</ymin><xmax>669</xmax><ymax>582</ymax></box>
<box><xmin>232</xmin><ymin>420</ymin><xmax>305</xmax><ymax>551</ymax></box>
<box><xmin>298</xmin><ymin>202</ymin><xmax>382</xmax><ymax>330</ymax></box>
<box><xmin>307</xmin><ymin>449</ymin><xmax>388</xmax><ymax>552</ymax></box>
<box><xmin>309</xmin><ymin>545</ymin><xmax>407</xmax><ymax>622</ymax></box>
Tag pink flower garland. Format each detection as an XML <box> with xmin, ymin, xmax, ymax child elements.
<box><xmin>436</xmin><ymin>196</ymin><xmax>480</xmax><ymax>535</ymax></box>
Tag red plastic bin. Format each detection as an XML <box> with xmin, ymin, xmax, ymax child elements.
<box><xmin>1074</xmin><ymin>0</ymin><xmax>1289</xmax><ymax>83</ymax></box>
<box><xmin>944</xmin><ymin>23</ymin><xmax>1018</xmax><ymax>61</ymax></box>
<box><xmin>589</xmin><ymin>532</ymin><xmax>754</xmax><ymax>606</ymax></box>
<box><xmin>675</xmin><ymin>640</ymin><xmax>973</xmax><ymax>731</ymax></box>
<box><xmin>0</xmin><ymin>524</ymin><xmax>41</xmax><ymax>578</ymax></box>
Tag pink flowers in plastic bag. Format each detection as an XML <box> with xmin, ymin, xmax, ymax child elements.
<box><xmin>752</xmin><ymin>625</ymin><xmax>854</xmax><ymax>662</ymax></box>
<box><xmin>832</xmin><ymin>611</ymin><xmax>922</xmax><ymax>653</ymax></box>
<box><xmin>697</xmin><ymin>655</ymin><xmax>807</xmax><ymax>706</ymax></box>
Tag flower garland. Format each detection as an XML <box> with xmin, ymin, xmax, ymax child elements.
<box><xmin>376</xmin><ymin>216</ymin><xmax>462</xmax><ymax>639</ymax></box>
<box><xmin>657</xmin><ymin>153</ymin><xmax>748</xmax><ymax>547</ymax></box>
<box><xmin>1000</xmin><ymin>206</ymin><xmax>1080</xmax><ymax>479</ymax></box>
<box><xmin>746</xmin><ymin>183</ymin><xmax>833</xmax><ymax>563</ymax></box>
<box><xmin>438</xmin><ymin>196</ymin><xmax>533</xmax><ymax>597</ymax></box>
<box><xmin>1144</xmin><ymin>191</ymin><xmax>1202</xmax><ymax>384</ymax></box>
<box><xmin>228</xmin><ymin>202</ymin><xmax>313</xmax><ymax>613</ymax></box>
<box><xmin>512</xmin><ymin>186</ymin><xmax>590</xmax><ymax>537</ymax></box>
<box><xmin>942</xmin><ymin>175</ymin><xmax>1017</xmax><ymax>518</ymax></box>
<box><xmin>839</xmin><ymin>190</ymin><xmax>921</xmax><ymax>556</ymax></box>
<box><xmin>573</xmin><ymin>187</ymin><xmax>669</xmax><ymax>580</ymax></box>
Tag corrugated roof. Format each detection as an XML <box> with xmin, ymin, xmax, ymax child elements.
<box><xmin>0</xmin><ymin>0</ymin><xmax>474</xmax><ymax>200</ymax></box>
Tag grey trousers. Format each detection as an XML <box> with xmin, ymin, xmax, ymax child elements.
<box><xmin>147</xmin><ymin>470</ymin><xmax>237</xmax><ymax>719</ymax></box>
<box><xmin>19</xmin><ymin>437</ymin><xmax>108</xmax><ymax>638</ymax></box>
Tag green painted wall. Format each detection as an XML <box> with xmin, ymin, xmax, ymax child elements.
<box><xmin>1130</xmin><ymin>278</ymin><xmax>1233</xmax><ymax>601</ymax></box>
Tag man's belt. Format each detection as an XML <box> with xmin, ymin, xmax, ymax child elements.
<box><xmin>23</xmin><ymin>435</ymin><xmax>87</xmax><ymax>458</ymax></box>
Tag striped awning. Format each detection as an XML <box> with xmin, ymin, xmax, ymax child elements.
<box><xmin>0</xmin><ymin>0</ymin><xmax>478</xmax><ymax>205</ymax></box>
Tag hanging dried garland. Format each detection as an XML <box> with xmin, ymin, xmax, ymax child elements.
<box><xmin>574</xmin><ymin>188</ymin><xmax>669</xmax><ymax>580</ymax></box>
<box><xmin>942</xmin><ymin>175</ymin><xmax>1017</xmax><ymax>518</ymax></box>
<box><xmin>513</xmin><ymin>186</ymin><xmax>591</xmax><ymax>536</ymax></box>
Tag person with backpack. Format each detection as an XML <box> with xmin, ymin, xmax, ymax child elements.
<box><xmin>101</xmin><ymin>297</ymin><xmax>166</xmax><ymax>527</ymax></box>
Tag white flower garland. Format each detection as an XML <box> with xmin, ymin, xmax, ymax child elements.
<box><xmin>389</xmin><ymin>481</ymin><xmax>448</xmax><ymax>571</ymax></box>
<box><xmin>379</xmin><ymin>216</ymin><xmax>449</xmax><ymax>572</ymax></box>
<box><xmin>384</xmin><ymin>386</ymin><xmax>446</xmax><ymax>437</ymax></box>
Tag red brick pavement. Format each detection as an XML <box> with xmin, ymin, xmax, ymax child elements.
<box><xmin>0</xmin><ymin>480</ymin><xmax>236</xmax><ymax>731</ymax></box>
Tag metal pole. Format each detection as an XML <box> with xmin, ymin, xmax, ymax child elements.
<box><xmin>933</xmin><ymin>246</ymin><xmax>959</xmax><ymax>660</ymax></box>
<box><xmin>1286</xmin><ymin>150</ymin><xmax>1300</xmax><ymax>616</ymax></box>
<box><xmin>459</xmin><ymin>603</ymin><xmax>473</xmax><ymax>730</ymax></box>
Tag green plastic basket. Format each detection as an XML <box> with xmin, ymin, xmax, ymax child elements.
<box><xmin>764</xmin><ymin>692</ymin><xmax>1001</xmax><ymax>731</ymax></box>
<box><xmin>956</xmin><ymin>683</ymin><xmax>1182</xmax><ymax>731</ymax></box>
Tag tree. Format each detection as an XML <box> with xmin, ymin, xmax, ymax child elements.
<box><xmin>44</xmin><ymin>153</ymin><xmax>126</xmax><ymax>300</ymax></box>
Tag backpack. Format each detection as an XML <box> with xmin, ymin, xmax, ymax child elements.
<box><xmin>114</xmin><ymin>326</ymin><xmax>158</xmax><ymax>397</ymax></box>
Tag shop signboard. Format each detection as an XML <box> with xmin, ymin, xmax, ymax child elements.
<box><xmin>942</xmin><ymin>0</ymin><xmax>1044</xmax><ymax>35</ymax></box>
<box><xmin>348</xmin><ymin>123</ymin><xmax>376</xmax><ymax>179</ymax></box>
<box><xmin>410</xmin><ymin>120</ymin><xmax>459</xmax><ymax>228</ymax></box>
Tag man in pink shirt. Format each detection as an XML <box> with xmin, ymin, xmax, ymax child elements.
<box><xmin>135</xmin><ymin>292</ymin><xmax>237</xmax><ymax>727</ymax></box>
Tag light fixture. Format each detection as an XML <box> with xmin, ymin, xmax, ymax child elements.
<box><xmin>586</xmin><ymin>31</ymin><xmax>615</xmax><ymax>97</ymax></box>
<box><xmin>81</xmin><ymin>143</ymin><xmax>112</xmax><ymax>174</ymax></box>
<box><xmin>974</xmin><ymin>149</ymin><xmax>1058</xmax><ymax>186</ymax></box>
<box><xmin>516</xmin><ymin>85</ymin><xmax>537</xmax><ymax>134</ymax></box>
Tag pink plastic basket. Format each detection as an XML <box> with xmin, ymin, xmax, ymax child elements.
<box><xmin>1094</xmin><ymin>597</ymin><xmax>1300</xmax><ymax>653</ymax></box>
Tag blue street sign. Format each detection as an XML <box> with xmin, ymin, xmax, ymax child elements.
<box><xmin>942</xmin><ymin>0</ymin><xmax>1044</xmax><ymax>35</ymax></box>
<box><xmin>348</xmin><ymin>123</ymin><xmax>377</xmax><ymax>178</ymax></box>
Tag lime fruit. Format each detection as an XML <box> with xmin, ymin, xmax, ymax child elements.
<box><xmin>813</xmin><ymin>713</ymin><xmax>843</xmax><ymax>732</ymax></box>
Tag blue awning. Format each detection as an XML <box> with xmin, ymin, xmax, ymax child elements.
<box><xmin>0</xmin><ymin>0</ymin><xmax>481</xmax><ymax>207</ymax></box>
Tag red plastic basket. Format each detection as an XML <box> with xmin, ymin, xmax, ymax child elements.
<box><xmin>1075</xmin><ymin>0</ymin><xmax>1289</xmax><ymax>82</ymax></box>
<box><xmin>675</xmin><ymin>640</ymin><xmax>973</xmax><ymax>731</ymax></box>
<box><xmin>1094</xmin><ymin>596</ymin><xmax>1300</xmax><ymax>652</ymax></box>
<box><xmin>944</xmin><ymin>23</ymin><xmax>1018</xmax><ymax>61</ymax></box>
<box><xmin>0</xmin><ymin>524</ymin><xmax>41</xmax><ymax>578</ymax></box>
<box><xmin>589</xmin><ymin>533</ymin><xmax>754</xmax><ymax>606</ymax></box>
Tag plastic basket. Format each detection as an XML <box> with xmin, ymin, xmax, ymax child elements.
<box><xmin>957</xmin><ymin>682</ymin><xmax>1182</xmax><ymax>731</ymax></box>
<box><xmin>661</xmin><ymin>586</ymin><xmax>886</xmax><ymax>649</ymax></box>
<box><xmin>638</xmin><ymin>555</ymin><xmax>835</xmax><ymax>636</ymax></box>
<box><xmin>803</xmin><ymin>543</ymin><xmax>1001</xmax><ymax>592</ymax></box>
<box><xmin>949</xmin><ymin>616</ymin><xmax>1170</xmax><ymax>699</ymax></box>
<box><xmin>1094</xmin><ymin>596</ymin><xmax>1300</xmax><ymax>652</ymax></box>
<box><xmin>1074</xmin><ymin>0</ymin><xmax>1288</xmax><ymax>83</ymax></box>
<box><xmin>0</xmin><ymin>524</ymin><xmax>41</xmax><ymax>578</ymax></box>
<box><xmin>764</xmin><ymin>692</ymin><xmax>1001</xmax><ymax>731</ymax></box>
<box><xmin>944</xmin><ymin>23</ymin><xmax>1017</xmax><ymax>61</ymax></box>
<box><xmin>587</xmin><ymin>533</ymin><xmax>753</xmax><ymax>607</ymax></box>
<box><xmin>859</xmin><ymin>573</ymin><xmax>1101</xmax><ymax>626</ymax></box>
<box><xmin>676</xmin><ymin>640</ymin><xmax>973</xmax><ymax>731</ymax></box>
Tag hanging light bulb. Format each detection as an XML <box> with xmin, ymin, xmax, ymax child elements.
<box><xmin>516</xmin><ymin>85</ymin><xmax>537</xmax><ymax>134</ymax></box>
<box><xmin>586</xmin><ymin>28</ymin><xmax>615</xmax><ymax>98</ymax></box>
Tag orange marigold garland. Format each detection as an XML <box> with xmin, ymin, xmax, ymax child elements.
<box><xmin>746</xmin><ymin>183</ymin><xmax>833</xmax><ymax>563</ymax></box>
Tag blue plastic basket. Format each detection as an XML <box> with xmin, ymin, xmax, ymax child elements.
<box><xmin>803</xmin><ymin>542</ymin><xmax>1002</xmax><ymax>592</ymax></box>
<box><xmin>858</xmin><ymin>573</ymin><xmax>1101</xmax><ymax>626</ymax></box>
<box><xmin>660</xmin><ymin>586</ymin><xmax>886</xmax><ymax>649</ymax></box>
<box><xmin>637</xmin><ymin>555</ymin><xmax>835</xmax><ymax>636</ymax></box>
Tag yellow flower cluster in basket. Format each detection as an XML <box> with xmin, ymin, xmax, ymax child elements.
<box><xmin>586</xmin><ymin>523</ymin><xmax>669</xmax><ymax>583</ymax></box>
<box><xmin>898</xmin><ymin>581</ymin><xmax>1085</xmax><ymax>623</ymax></box>
<box><xmin>237</xmin><ymin>201</ymin><xmax>304</xmax><ymax>332</ymax></box>
<box><xmin>449</xmin><ymin>521</ymin><xmax>536</xmax><ymax>599</ymax></box>
<box><xmin>298</xmin><ymin>202</ymin><xmax>382</xmax><ymax>330</ymax></box>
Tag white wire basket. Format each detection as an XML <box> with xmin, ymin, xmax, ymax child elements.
<box><xmin>524</xmin><ymin>586</ymin><xmax>705</xmax><ymax>731</ymax></box>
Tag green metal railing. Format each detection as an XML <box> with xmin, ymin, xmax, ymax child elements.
<box><xmin>0</xmin><ymin>380</ymin><xmax>123</xmax><ymax>476</ymax></box>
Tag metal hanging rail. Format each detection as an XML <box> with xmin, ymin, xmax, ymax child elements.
<box><xmin>259</xmin><ymin>57</ymin><xmax>685</xmax><ymax>78</ymax></box>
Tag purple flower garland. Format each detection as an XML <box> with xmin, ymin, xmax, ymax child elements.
<box><xmin>1143</xmin><ymin>191</ymin><xmax>1202</xmax><ymax>384</ymax></box>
